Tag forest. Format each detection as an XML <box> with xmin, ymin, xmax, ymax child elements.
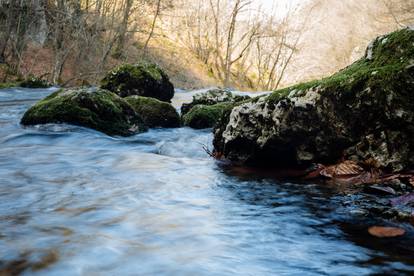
<box><xmin>1</xmin><ymin>0</ymin><xmax>413</xmax><ymax>90</ymax></box>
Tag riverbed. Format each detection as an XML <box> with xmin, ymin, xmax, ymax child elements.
<box><xmin>0</xmin><ymin>87</ymin><xmax>414</xmax><ymax>275</ymax></box>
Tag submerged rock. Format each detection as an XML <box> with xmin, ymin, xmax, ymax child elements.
<box><xmin>181</xmin><ymin>88</ymin><xmax>250</xmax><ymax>115</ymax></box>
<box><xmin>21</xmin><ymin>87</ymin><xmax>147</xmax><ymax>136</ymax></box>
<box><xmin>101</xmin><ymin>62</ymin><xmax>174</xmax><ymax>102</ymax></box>
<box><xmin>213</xmin><ymin>28</ymin><xmax>414</xmax><ymax>172</ymax></box>
<box><xmin>183</xmin><ymin>102</ymin><xmax>235</xmax><ymax>129</ymax></box>
<box><xmin>125</xmin><ymin>96</ymin><xmax>180</xmax><ymax>128</ymax></box>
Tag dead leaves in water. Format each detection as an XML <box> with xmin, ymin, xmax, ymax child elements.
<box><xmin>368</xmin><ymin>226</ymin><xmax>406</xmax><ymax>238</ymax></box>
<box><xmin>305</xmin><ymin>160</ymin><xmax>414</xmax><ymax>186</ymax></box>
<box><xmin>305</xmin><ymin>160</ymin><xmax>380</xmax><ymax>185</ymax></box>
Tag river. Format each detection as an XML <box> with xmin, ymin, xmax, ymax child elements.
<box><xmin>0</xmin><ymin>87</ymin><xmax>413</xmax><ymax>275</ymax></box>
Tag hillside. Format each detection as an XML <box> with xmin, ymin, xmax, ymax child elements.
<box><xmin>0</xmin><ymin>0</ymin><xmax>413</xmax><ymax>90</ymax></box>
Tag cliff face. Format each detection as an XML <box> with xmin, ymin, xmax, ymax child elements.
<box><xmin>213</xmin><ymin>28</ymin><xmax>414</xmax><ymax>173</ymax></box>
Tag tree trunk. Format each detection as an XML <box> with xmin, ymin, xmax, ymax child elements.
<box><xmin>143</xmin><ymin>0</ymin><xmax>162</xmax><ymax>52</ymax></box>
<box><xmin>115</xmin><ymin>0</ymin><xmax>134</xmax><ymax>56</ymax></box>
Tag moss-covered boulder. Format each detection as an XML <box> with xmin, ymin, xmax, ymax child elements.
<box><xmin>125</xmin><ymin>96</ymin><xmax>180</xmax><ymax>128</ymax></box>
<box><xmin>213</xmin><ymin>28</ymin><xmax>414</xmax><ymax>172</ymax></box>
<box><xmin>101</xmin><ymin>62</ymin><xmax>174</xmax><ymax>102</ymax></box>
<box><xmin>183</xmin><ymin>102</ymin><xmax>235</xmax><ymax>129</ymax></box>
<box><xmin>21</xmin><ymin>87</ymin><xmax>147</xmax><ymax>136</ymax></box>
<box><xmin>181</xmin><ymin>88</ymin><xmax>250</xmax><ymax>115</ymax></box>
<box><xmin>20</xmin><ymin>76</ymin><xmax>51</xmax><ymax>88</ymax></box>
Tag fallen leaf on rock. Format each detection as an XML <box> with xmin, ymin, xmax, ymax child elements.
<box><xmin>320</xmin><ymin>160</ymin><xmax>364</xmax><ymax>178</ymax></box>
<box><xmin>368</xmin><ymin>226</ymin><xmax>405</xmax><ymax>238</ymax></box>
<box><xmin>390</xmin><ymin>193</ymin><xmax>414</xmax><ymax>207</ymax></box>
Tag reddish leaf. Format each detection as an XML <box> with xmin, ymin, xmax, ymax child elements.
<box><xmin>303</xmin><ymin>164</ymin><xmax>325</xmax><ymax>180</ymax></box>
<box><xmin>368</xmin><ymin>226</ymin><xmax>405</xmax><ymax>238</ymax></box>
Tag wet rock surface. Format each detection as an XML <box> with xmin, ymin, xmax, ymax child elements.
<box><xmin>182</xmin><ymin>102</ymin><xmax>236</xmax><ymax>129</ymax></box>
<box><xmin>125</xmin><ymin>95</ymin><xmax>180</xmax><ymax>128</ymax></box>
<box><xmin>101</xmin><ymin>62</ymin><xmax>174</xmax><ymax>102</ymax></box>
<box><xmin>21</xmin><ymin>87</ymin><xmax>147</xmax><ymax>136</ymax></box>
<box><xmin>213</xmin><ymin>28</ymin><xmax>414</xmax><ymax>172</ymax></box>
<box><xmin>340</xmin><ymin>180</ymin><xmax>414</xmax><ymax>223</ymax></box>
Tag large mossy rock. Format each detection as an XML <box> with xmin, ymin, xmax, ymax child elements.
<box><xmin>125</xmin><ymin>96</ymin><xmax>180</xmax><ymax>128</ymax></box>
<box><xmin>213</xmin><ymin>28</ymin><xmax>414</xmax><ymax>172</ymax></box>
<box><xmin>181</xmin><ymin>88</ymin><xmax>250</xmax><ymax>115</ymax></box>
<box><xmin>101</xmin><ymin>62</ymin><xmax>174</xmax><ymax>102</ymax></box>
<box><xmin>183</xmin><ymin>102</ymin><xmax>235</xmax><ymax>129</ymax></box>
<box><xmin>21</xmin><ymin>87</ymin><xmax>147</xmax><ymax>136</ymax></box>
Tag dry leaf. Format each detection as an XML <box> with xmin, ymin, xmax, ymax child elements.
<box><xmin>390</xmin><ymin>193</ymin><xmax>414</xmax><ymax>207</ymax></box>
<box><xmin>368</xmin><ymin>226</ymin><xmax>405</xmax><ymax>238</ymax></box>
<box><xmin>320</xmin><ymin>160</ymin><xmax>364</xmax><ymax>178</ymax></box>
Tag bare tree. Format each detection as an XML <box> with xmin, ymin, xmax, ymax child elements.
<box><xmin>114</xmin><ymin>0</ymin><xmax>134</xmax><ymax>57</ymax></box>
<box><xmin>143</xmin><ymin>0</ymin><xmax>162</xmax><ymax>52</ymax></box>
<box><xmin>381</xmin><ymin>0</ymin><xmax>414</xmax><ymax>27</ymax></box>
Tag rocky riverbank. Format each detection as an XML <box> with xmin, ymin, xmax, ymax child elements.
<box><xmin>17</xmin><ymin>28</ymin><xmax>414</xmax><ymax>229</ymax></box>
<box><xmin>212</xmin><ymin>28</ymin><xmax>414</xmax><ymax>224</ymax></box>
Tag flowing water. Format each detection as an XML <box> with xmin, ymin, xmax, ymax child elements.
<box><xmin>1</xmin><ymin>87</ymin><xmax>414</xmax><ymax>275</ymax></box>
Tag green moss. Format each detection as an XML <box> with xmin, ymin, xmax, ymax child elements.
<box><xmin>267</xmin><ymin>28</ymin><xmax>414</xmax><ymax>105</ymax></box>
<box><xmin>183</xmin><ymin>102</ymin><xmax>235</xmax><ymax>129</ymax></box>
<box><xmin>21</xmin><ymin>87</ymin><xmax>147</xmax><ymax>136</ymax></box>
<box><xmin>181</xmin><ymin>88</ymin><xmax>250</xmax><ymax>115</ymax></box>
<box><xmin>0</xmin><ymin>82</ymin><xmax>20</xmax><ymax>89</ymax></box>
<box><xmin>125</xmin><ymin>96</ymin><xmax>180</xmax><ymax>128</ymax></box>
<box><xmin>101</xmin><ymin>62</ymin><xmax>174</xmax><ymax>101</ymax></box>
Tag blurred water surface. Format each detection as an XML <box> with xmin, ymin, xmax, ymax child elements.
<box><xmin>0</xmin><ymin>87</ymin><xmax>413</xmax><ymax>275</ymax></box>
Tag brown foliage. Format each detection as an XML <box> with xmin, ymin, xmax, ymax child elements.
<box><xmin>368</xmin><ymin>226</ymin><xmax>406</xmax><ymax>238</ymax></box>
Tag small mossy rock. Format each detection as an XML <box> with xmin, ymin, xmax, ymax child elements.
<box><xmin>101</xmin><ymin>62</ymin><xmax>174</xmax><ymax>102</ymax></box>
<box><xmin>20</xmin><ymin>76</ymin><xmax>51</xmax><ymax>88</ymax></box>
<box><xmin>183</xmin><ymin>102</ymin><xmax>235</xmax><ymax>129</ymax></box>
<box><xmin>213</xmin><ymin>28</ymin><xmax>414</xmax><ymax>172</ymax></box>
<box><xmin>0</xmin><ymin>82</ymin><xmax>20</xmax><ymax>89</ymax></box>
<box><xmin>181</xmin><ymin>88</ymin><xmax>250</xmax><ymax>115</ymax></box>
<box><xmin>125</xmin><ymin>96</ymin><xmax>180</xmax><ymax>128</ymax></box>
<box><xmin>21</xmin><ymin>87</ymin><xmax>147</xmax><ymax>136</ymax></box>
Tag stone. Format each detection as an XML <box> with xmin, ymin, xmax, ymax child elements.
<box><xmin>21</xmin><ymin>87</ymin><xmax>147</xmax><ymax>136</ymax></box>
<box><xmin>101</xmin><ymin>62</ymin><xmax>174</xmax><ymax>102</ymax></box>
<box><xmin>125</xmin><ymin>96</ymin><xmax>180</xmax><ymax>128</ymax></box>
<box><xmin>213</xmin><ymin>28</ymin><xmax>414</xmax><ymax>172</ymax></box>
<box><xmin>181</xmin><ymin>88</ymin><xmax>250</xmax><ymax>115</ymax></box>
